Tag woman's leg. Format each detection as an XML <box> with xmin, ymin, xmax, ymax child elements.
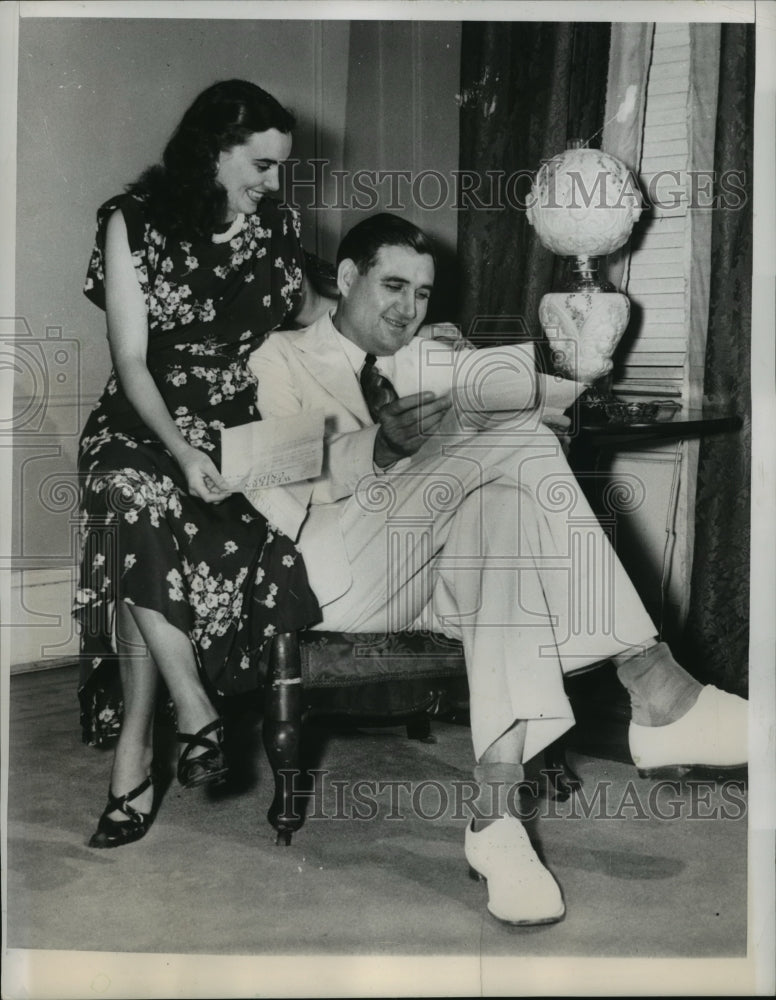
<box><xmin>104</xmin><ymin>602</ymin><xmax>159</xmax><ymax>818</ymax></box>
<box><xmin>125</xmin><ymin>605</ymin><xmax>227</xmax><ymax>789</ymax></box>
<box><xmin>126</xmin><ymin>604</ymin><xmax>218</xmax><ymax>738</ymax></box>
<box><xmin>104</xmin><ymin>603</ymin><xmax>221</xmax><ymax>819</ymax></box>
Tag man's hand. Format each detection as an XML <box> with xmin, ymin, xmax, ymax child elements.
<box><xmin>542</xmin><ymin>412</ymin><xmax>571</xmax><ymax>434</ymax></box>
<box><xmin>373</xmin><ymin>392</ymin><xmax>452</xmax><ymax>468</ymax></box>
<box><xmin>417</xmin><ymin>322</ymin><xmax>474</xmax><ymax>353</ymax></box>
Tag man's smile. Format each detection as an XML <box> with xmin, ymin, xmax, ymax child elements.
<box><xmin>383</xmin><ymin>315</ymin><xmax>409</xmax><ymax>329</ymax></box>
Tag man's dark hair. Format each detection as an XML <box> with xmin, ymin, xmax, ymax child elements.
<box><xmin>336</xmin><ymin>213</ymin><xmax>437</xmax><ymax>274</ymax></box>
<box><xmin>128</xmin><ymin>78</ymin><xmax>295</xmax><ymax>239</ymax></box>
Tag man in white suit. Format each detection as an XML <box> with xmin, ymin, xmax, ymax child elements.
<box><xmin>248</xmin><ymin>213</ymin><xmax>747</xmax><ymax>926</ymax></box>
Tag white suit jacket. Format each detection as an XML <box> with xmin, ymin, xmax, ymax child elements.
<box><xmin>247</xmin><ymin>312</ymin><xmax>540</xmax><ymax>606</ymax></box>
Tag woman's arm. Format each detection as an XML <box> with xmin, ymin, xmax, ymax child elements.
<box><xmin>290</xmin><ymin>273</ymin><xmax>337</xmax><ymax>328</ymax></box>
<box><xmin>104</xmin><ymin>209</ymin><xmax>230</xmax><ymax>503</ymax></box>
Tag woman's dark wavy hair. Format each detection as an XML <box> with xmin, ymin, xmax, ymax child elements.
<box><xmin>127</xmin><ymin>79</ymin><xmax>295</xmax><ymax>238</ymax></box>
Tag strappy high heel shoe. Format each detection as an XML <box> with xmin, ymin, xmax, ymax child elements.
<box><xmin>89</xmin><ymin>774</ymin><xmax>155</xmax><ymax>849</ymax></box>
<box><xmin>176</xmin><ymin>718</ymin><xmax>229</xmax><ymax>788</ymax></box>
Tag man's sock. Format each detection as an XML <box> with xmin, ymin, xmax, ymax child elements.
<box><xmin>613</xmin><ymin>640</ymin><xmax>703</xmax><ymax>726</ymax></box>
<box><xmin>471</xmin><ymin>762</ymin><xmax>526</xmax><ymax>830</ymax></box>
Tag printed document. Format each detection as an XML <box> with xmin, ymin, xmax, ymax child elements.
<box><xmin>220</xmin><ymin>411</ymin><xmax>324</xmax><ymax>490</ymax></box>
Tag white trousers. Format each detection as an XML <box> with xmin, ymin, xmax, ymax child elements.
<box><xmin>312</xmin><ymin>414</ymin><xmax>656</xmax><ymax>762</ymax></box>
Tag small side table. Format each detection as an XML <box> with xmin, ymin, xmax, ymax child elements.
<box><xmin>570</xmin><ymin>404</ymin><xmax>742</xmax><ymax>469</ymax></box>
<box><xmin>544</xmin><ymin>405</ymin><xmax>743</xmax><ymax>793</ymax></box>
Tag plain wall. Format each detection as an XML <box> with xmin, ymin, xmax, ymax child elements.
<box><xmin>342</xmin><ymin>21</ymin><xmax>462</xmax><ymax>320</ymax></box>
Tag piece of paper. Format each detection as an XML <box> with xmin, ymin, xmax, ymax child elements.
<box><xmin>391</xmin><ymin>339</ymin><xmax>538</xmax><ymax>409</ymax></box>
<box><xmin>389</xmin><ymin>339</ymin><xmax>587</xmax><ymax>414</ymax></box>
<box><xmin>220</xmin><ymin>411</ymin><xmax>325</xmax><ymax>490</ymax></box>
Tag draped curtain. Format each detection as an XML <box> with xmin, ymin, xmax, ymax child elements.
<box><xmin>682</xmin><ymin>24</ymin><xmax>754</xmax><ymax>696</ymax></box>
<box><xmin>601</xmin><ymin>22</ymin><xmax>655</xmax><ymax>293</ymax></box>
<box><xmin>457</xmin><ymin>21</ymin><xmax>610</xmax><ymax>343</ymax></box>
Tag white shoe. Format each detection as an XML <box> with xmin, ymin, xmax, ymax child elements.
<box><xmin>464</xmin><ymin>816</ymin><xmax>565</xmax><ymax>926</ymax></box>
<box><xmin>629</xmin><ymin>684</ymin><xmax>748</xmax><ymax>777</ymax></box>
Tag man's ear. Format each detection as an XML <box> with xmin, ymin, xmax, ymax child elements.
<box><xmin>337</xmin><ymin>258</ymin><xmax>358</xmax><ymax>297</ymax></box>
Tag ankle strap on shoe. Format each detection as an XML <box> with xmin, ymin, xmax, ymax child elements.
<box><xmin>107</xmin><ymin>774</ymin><xmax>153</xmax><ymax>816</ymax></box>
<box><xmin>176</xmin><ymin>718</ymin><xmax>224</xmax><ymax>754</ymax></box>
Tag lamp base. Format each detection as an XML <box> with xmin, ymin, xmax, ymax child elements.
<box><xmin>575</xmin><ymin>381</ymin><xmax>624</xmax><ymax>424</ymax></box>
<box><xmin>538</xmin><ymin>291</ymin><xmax>630</xmax><ymax>384</ymax></box>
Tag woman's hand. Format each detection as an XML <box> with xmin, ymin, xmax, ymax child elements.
<box><xmin>176</xmin><ymin>445</ymin><xmax>233</xmax><ymax>504</ymax></box>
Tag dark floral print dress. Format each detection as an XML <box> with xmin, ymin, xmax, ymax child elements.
<box><xmin>75</xmin><ymin>192</ymin><xmax>321</xmax><ymax>747</ymax></box>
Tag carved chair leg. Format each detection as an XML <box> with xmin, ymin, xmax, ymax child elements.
<box><xmin>406</xmin><ymin>717</ymin><xmax>436</xmax><ymax>743</ymax></box>
<box><xmin>262</xmin><ymin>632</ymin><xmax>304</xmax><ymax>845</ymax></box>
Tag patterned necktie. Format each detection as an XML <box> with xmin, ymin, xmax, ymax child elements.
<box><xmin>359</xmin><ymin>353</ymin><xmax>399</xmax><ymax>422</ymax></box>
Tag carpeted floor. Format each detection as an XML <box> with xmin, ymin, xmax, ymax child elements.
<box><xmin>4</xmin><ymin>663</ymin><xmax>753</xmax><ymax>996</ymax></box>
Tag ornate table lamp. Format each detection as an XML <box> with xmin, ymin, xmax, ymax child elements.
<box><xmin>526</xmin><ymin>146</ymin><xmax>642</xmax><ymax>389</ymax></box>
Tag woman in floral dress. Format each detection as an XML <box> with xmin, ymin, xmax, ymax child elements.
<box><xmin>76</xmin><ymin>80</ymin><xmax>330</xmax><ymax>848</ymax></box>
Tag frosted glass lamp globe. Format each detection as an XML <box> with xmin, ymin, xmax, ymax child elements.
<box><xmin>526</xmin><ymin>148</ymin><xmax>642</xmax><ymax>257</ymax></box>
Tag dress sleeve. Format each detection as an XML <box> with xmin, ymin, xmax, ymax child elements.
<box><xmin>83</xmin><ymin>194</ymin><xmax>150</xmax><ymax>311</ymax></box>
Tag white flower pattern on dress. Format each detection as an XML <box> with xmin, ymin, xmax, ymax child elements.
<box><xmin>167</xmin><ymin>568</ymin><xmax>185</xmax><ymax>602</ymax></box>
<box><xmin>76</xmin><ymin>193</ymin><xmax>317</xmax><ymax>747</ymax></box>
